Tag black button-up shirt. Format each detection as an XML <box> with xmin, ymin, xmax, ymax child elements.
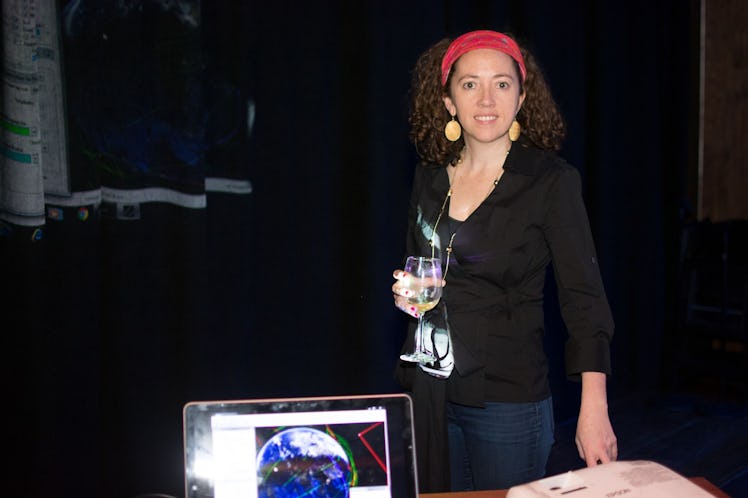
<box><xmin>397</xmin><ymin>140</ymin><xmax>614</xmax><ymax>406</ymax></box>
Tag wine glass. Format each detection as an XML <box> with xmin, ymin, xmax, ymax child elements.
<box><xmin>399</xmin><ymin>256</ymin><xmax>443</xmax><ymax>364</ymax></box>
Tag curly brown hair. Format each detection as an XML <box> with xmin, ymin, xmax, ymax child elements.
<box><xmin>408</xmin><ymin>35</ymin><xmax>566</xmax><ymax>166</ymax></box>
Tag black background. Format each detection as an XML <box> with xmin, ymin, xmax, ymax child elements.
<box><xmin>4</xmin><ymin>1</ymin><xmax>699</xmax><ymax>497</ymax></box>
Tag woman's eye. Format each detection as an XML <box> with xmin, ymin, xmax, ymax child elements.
<box><xmin>463</xmin><ymin>81</ymin><xmax>476</xmax><ymax>89</ymax></box>
<box><xmin>498</xmin><ymin>81</ymin><xmax>509</xmax><ymax>89</ymax></box>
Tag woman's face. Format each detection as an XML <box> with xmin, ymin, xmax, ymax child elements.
<box><xmin>443</xmin><ymin>48</ymin><xmax>525</xmax><ymax>145</ymax></box>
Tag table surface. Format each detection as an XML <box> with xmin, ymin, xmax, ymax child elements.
<box><xmin>420</xmin><ymin>476</ymin><xmax>730</xmax><ymax>498</ymax></box>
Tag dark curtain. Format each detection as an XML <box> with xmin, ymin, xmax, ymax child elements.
<box><xmin>3</xmin><ymin>1</ymin><xmax>696</xmax><ymax>496</ymax></box>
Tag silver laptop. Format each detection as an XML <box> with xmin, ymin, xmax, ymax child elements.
<box><xmin>183</xmin><ymin>393</ymin><xmax>418</xmax><ymax>498</ymax></box>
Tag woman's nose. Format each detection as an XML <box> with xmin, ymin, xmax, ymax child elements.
<box><xmin>478</xmin><ymin>87</ymin><xmax>495</xmax><ymax>106</ymax></box>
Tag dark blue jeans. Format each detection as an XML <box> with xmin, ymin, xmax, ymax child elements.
<box><xmin>447</xmin><ymin>397</ymin><xmax>555</xmax><ymax>491</ymax></box>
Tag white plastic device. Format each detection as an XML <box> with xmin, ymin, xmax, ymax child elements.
<box><xmin>506</xmin><ymin>460</ymin><xmax>717</xmax><ymax>498</ymax></box>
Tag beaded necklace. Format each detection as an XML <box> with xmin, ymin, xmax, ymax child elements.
<box><xmin>429</xmin><ymin>144</ymin><xmax>511</xmax><ymax>278</ymax></box>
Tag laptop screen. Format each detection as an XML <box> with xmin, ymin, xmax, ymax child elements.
<box><xmin>183</xmin><ymin>393</ymin><xmax>417</xmax><ymax>498</ymax></box>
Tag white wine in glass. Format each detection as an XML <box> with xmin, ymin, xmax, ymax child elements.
<box><xmin>399</xmin><ymin>256</ymin><xmax>443</xmax><ymax>363</ymax></box>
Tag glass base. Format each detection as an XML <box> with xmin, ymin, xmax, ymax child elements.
<box><xmin>399</xmin><ymin>351</ymin><xmax>436</xmax><ymax>364</ymax></box>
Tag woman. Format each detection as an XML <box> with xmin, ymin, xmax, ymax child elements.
<box><xmin>392</xmin><ymin>30</ymin><xmax>618</xmax><ymax>492</ymax></box>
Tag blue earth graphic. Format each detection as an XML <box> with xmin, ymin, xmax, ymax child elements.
<box><xmin>257</xmin><ymin>427</ymin><xmax>352</xmax><ymax>498</ymax></box>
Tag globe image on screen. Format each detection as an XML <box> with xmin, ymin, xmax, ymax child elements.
<box><xmin>257</xmin><ymin>427</ymin><xmax>352</xmax><ymax>498</ymax></box>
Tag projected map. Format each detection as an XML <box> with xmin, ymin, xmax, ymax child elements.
<box><xmin>210</xmin><ymin>410</ymin><xmax>392</xmax><ymax>498</ymax></box>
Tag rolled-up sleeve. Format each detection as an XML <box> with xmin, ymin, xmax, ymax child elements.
<box><xmin>543</xmin><ymin>166</ymin><xmax>614</xmax><ymax>380</ymax></box>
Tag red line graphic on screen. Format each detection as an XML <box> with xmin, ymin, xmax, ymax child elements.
<box><xmin>358</xmin><ymin>422</ymin><xmax>387</xmax><ymax>473</ymax></box>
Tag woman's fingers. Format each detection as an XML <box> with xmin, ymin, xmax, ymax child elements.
<box><xmin>393</xmin><ymin>294</ymin><xmax>419</xmax><ymax>318</ymax></box>
<box><xmin>392</xmin><ymin>270</ymin><xmax>414</xmax><ymax>297</ymax></box>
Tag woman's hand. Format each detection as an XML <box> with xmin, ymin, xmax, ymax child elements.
<box><xmin>392</xmin><ymin>269</ymin><xmax>420</xmax><ymax>318</ymax></box>
<box><xmin>575</xmin><ymin>372</ymin><xmax>618</xmax><ymax>466</ymax></box>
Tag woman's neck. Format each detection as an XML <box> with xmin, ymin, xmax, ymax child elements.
<box><xmin>459</xmin><ymin>138</ymin><xmax>512</xmax><ymax>173</ymax></box>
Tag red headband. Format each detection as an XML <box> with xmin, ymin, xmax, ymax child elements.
<box><xmin>440</xmin><ymin>30</ymin><xmax>526</xmax><ymax>87</ymax></box>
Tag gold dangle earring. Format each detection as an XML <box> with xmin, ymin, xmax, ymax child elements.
<box><xmin>444</xmin><ymin>114</ymin><xmax>462</xmax><ymax>142</ymax></box>
<box><xmin>509</xmin><ymin>119</ymin><xmax>521</xmax><ymax>142</ymax></box>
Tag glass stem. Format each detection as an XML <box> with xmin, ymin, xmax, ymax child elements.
<box><xmin>416</xmin><ymin>317</ymin><xmax>424</xmax><ymax>354</ymax></box>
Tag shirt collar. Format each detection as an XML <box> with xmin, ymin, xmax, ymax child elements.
<box><xmin>503</xmin><ymin>140</ymin><xmax>547</xmax><ymax>176</ymax></box>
